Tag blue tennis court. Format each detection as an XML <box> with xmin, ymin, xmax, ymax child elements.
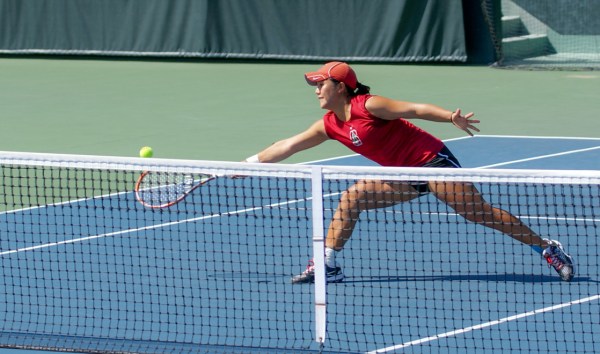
<box><xmin>0</xmin><ymin>135</ymin><xmax>599</xmax><ymax>354</ymax></box>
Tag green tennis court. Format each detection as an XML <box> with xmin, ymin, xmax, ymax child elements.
<box><xmin>2</xmin><ymin>58</ymin><xmax>599</xmax><ymax>162</ymax></box>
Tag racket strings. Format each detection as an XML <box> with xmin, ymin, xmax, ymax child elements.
<box><xmin>138</xmin><ymin>172</ymin><xmax>200</xmax><ymax>205</ymax></box>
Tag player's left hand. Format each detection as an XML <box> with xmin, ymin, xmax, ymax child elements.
<box><xmin>450</xmin><ymin>109</ymin><xmax>480</xmax><ymax>136</ymax></box>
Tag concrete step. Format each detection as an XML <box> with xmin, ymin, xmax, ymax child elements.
<box><xmin>502</xmin><ymin>15</ymin><xmax>527</xmax><ymax>38</ymax></box>
<box><xmin>502</xmin><ymin>34</ymin><xmax>555</xmax><ymax>59</ymax></box>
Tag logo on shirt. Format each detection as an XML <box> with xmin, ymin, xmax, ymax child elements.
<box><xmin>349</xmin><ymin>127</ymin><xmax>363</xmax><ymax>147</ymax></box>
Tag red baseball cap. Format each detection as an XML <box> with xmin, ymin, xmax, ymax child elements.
<box><xmin>305</xmin><ymin>62</ymin><xmax>358</xmax><ymax>90</ymax></box>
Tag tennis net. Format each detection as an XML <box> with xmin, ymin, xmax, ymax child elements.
<box><xmin>0</xmin><ymin>151</ymin><xmax>598</xmax><ymax>353</ymax></box>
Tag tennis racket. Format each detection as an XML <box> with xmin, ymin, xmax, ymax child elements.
<box><xmin>135</xmin><ymin>171</ymin><xmax>216</xmax><ymax>208</ymax></box>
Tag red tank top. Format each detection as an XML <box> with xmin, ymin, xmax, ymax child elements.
<box><xmin>323</xmin><ymin>94</ymin><xmax>443</xmax><ymax>167</ymax></box>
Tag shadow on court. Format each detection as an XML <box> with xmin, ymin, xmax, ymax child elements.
<box><xmin>342</xmin><ymin>274</ymin><xmax>598</xmax><ymax>284</ymax></box>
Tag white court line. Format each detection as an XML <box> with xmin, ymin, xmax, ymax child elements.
<box><xmin>366</xmin><ymin>295</ymin><xmax>600</xmax><ymax>353</ymax></box>
<box><xmin>308</xmin><ymin>136</ymin><xmax>473</xmax><ymax>164</ymax></box>
<box><xmin>476</xmin><ymin>145</ymin><xmax>600</xmax><ymax>169</ymax></box>
<box><xmin>311</xmin><ymin>136</ymin><xmax>600</xmax><ymax>168</ymax></box>
<box><xmin>0</xmin><ymin>197</ymin><xmax>308</xmax><ymax>256</ymax></box>
<box><xmin>0</xmin><ymin>191</ymin><xmax>132</xmax><ymax>216</ymax></box>
<box><xmin>374</xmin><ymin>209</ymin><xmax>600</xmax><ymax>224</ymax></box>
<box><xmin>475</xmin><ymin>134</ymin><xmax>600</xmax><ymax>141</ymax></box>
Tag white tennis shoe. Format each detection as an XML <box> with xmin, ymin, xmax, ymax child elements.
<box><xmin>291</xmin><ymin>259</ymin><xmax>345</xmax><ymax>284</ymax></box>
<box><xmin>542</xmin><ymin>239</ymin><xmax>574</xmax><ymax>282</ymax></box>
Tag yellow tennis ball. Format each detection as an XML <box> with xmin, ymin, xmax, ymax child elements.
<box><xmin>139</xmin><ymin>146</ymin><xmax>153</xmax><ymax>158</ymax></box>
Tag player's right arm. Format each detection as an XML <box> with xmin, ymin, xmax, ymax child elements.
<box><xmin>252</xmin><ymin>120</ymin><xmax>329</xmax><ymax>163</ymax></box>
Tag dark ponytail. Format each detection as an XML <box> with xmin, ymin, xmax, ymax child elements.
<box><xmin>345</xmin><ymin>82</ymin><xmax>370</xmax><ymax>97</ymax></box>
<box><xmin>352</xmin><ymin>82</ymin><xmax>370</xmax><ymax>96</ymax></box>
<box><xmin>331</xmin><ymin>79</ymin><xmax>371</xmax><ymax>96</ymax></box>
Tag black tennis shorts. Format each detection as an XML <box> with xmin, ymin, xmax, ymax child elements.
<box><xmin>411</xmin><ymin>145</ymin><xmax>461</xmax><ymax>195</ymax></box>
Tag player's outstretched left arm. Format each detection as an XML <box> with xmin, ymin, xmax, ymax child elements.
<box><xmin>365</xmin><ymin>96</ymin><xmax>480</xmax><ymax>136</ymax></box>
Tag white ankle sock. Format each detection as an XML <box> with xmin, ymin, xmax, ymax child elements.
<box><xmin>325</xmin><ymin>247</ymin><xmax>338</xmax><ymax>268</ymax></box>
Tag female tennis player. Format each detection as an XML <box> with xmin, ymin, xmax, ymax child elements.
<box><xmin>244</xmin><ymin>62</ymin><xmax>574</xmax><ymax>283</ymax></box>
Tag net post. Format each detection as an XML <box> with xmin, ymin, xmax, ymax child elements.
<box><xmin>310</xmin><ymin>165</ymin><xmax>327</xmax><ymax>344</ymax></box>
